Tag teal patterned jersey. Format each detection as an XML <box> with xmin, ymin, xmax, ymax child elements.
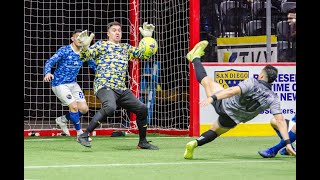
<box><xmin>80</xmin><ymin>40</ymin><xmax>145</xmax><ymax>94</ymax></box>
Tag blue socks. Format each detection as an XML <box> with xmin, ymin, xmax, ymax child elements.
<box><xmin>65</xmin><ymin>111</ymin><xmax>83</xmax><ymax>131</ymax></box>
<box><xmin>271</xmin><ymin>129</ymin><xmax>296</xmax><ymax>153</ymax></box>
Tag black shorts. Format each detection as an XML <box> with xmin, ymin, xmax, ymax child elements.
<box><xmin>211</xmin><ymin>99</ymin><xmax>237</xmax><ymax>128</ymax></box>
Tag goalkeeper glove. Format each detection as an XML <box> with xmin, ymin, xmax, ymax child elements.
<box><xmin>139</xmin><ymin>22</ymin><xmax>155</xmax><ymax>37</ymax></box>
<box><xmin>77</xmin><ymin>30</ymin><xmax>95</xmax><ymax>49</ymax></box>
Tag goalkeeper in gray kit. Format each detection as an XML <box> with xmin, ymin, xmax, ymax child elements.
<box><xmin>183</xmin><ymin>40</ymin><xmax>296</xmax><ymax>159</ymax></box>
<box><xmin>76</xmin><ymin>21</ymin><xmax>158</xmax><ymax>149</ymax></box>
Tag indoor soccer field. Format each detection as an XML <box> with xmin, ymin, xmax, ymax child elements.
<box><xmin>24</xmin><ymin>135</ymin><xmax>296</xmax><ymax>180</ymax></box>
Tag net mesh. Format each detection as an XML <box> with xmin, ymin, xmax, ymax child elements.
<box><xmin>24</xmin><ymin>0</ymin><xmax>190</xmax><ymax>133</ymax></box>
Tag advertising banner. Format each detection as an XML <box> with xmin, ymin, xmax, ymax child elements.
<box><xmin>200</xmin><ymin>63</ymin><xmax>296</xmax><ymax>125</ymax></box>
<box><xmin>217</xmin><ymin>36</ymin><xmax>278</xmax><ymax>62</ymax></box>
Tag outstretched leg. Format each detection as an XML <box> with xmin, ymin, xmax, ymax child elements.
<box><xmin>184</xmin><ymin>116</ymin><xmax>235</xmax><ymax>159</ymax></box>
<box><xmin>77</xmin><ymin>88</ymin><xmax>118</xmax><ymax>148</ymax></box>
<box><xmin>184</xmin><ymin>41</ymin><xmax>236</xmax><ymax>159</ymax></box>
<box><xmin>187</xmin><ymin>40</ymin><xmax>224</xmax><ymax>97</ymax></box>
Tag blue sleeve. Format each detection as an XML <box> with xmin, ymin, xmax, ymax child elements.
<box><xmin>44</xmin><ymin>48</ymin><xmax>64</xmax><ymax>75</ymax></box>
<box><xmin>87</xmin><ymin>59</ymin><xmax>96</xmax><ymax>72</ymax></box>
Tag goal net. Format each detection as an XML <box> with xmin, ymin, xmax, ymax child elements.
<box><xmin>24</xmin><ymin>0</ymin><xmax>192</xmax><ymax>136</ymax></box>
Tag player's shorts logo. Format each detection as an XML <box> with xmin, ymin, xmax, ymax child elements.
<box><xmin>66</xmin><ymin>94</ymin><xmax>72</xmax><ymax>99</ymax></box>
<box><xmin>215</xmin><ymin>69</ymin><xmax>249</xmax><ymax>89</ymax></box>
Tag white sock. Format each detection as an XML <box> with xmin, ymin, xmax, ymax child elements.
<box><xmin>61</xmin><ymin>115</ymin><xmax>68</xmax><ymax>123</ymax></box>
<box><xmin>76</xmin><ymin>129</ymin><xmax>84</xmax><ymax>136</ymax></box>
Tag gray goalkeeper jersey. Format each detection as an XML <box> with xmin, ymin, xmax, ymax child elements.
<box><xmin>222</xmin><ymin>77</ymin><xmax>281</xmax><ymax>124</ymax></box>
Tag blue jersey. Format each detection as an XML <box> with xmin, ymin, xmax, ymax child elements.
<box><xmin>44</xmin><ymin>44</ymin><xmax>96</xmax><ymax>87</ymax></box>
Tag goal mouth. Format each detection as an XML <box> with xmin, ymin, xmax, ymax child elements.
<box><xmin>24</xmin><ymin>0</ymin><xmax>198</xmax><ymax>137</ymax></box>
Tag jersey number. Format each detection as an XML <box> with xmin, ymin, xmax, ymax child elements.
<box><xmin>79</xmin><ymin>92</ymin><xmax>84</xmax><ymax>99</ymax></box>
<box><xmin>239</xmin><ymin>96</ymin><xmax>260</xmax><ymax>112</ymax></box>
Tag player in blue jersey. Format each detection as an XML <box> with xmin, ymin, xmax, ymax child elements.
<box><xmin>183</xmin><ymin>40</ymin><xmax>296</xmax><ymax>159</ymax></box>
<box><xmin>258</xmin><ymin>114</ymin><xmax>296</xmax><ymax>158</ymax></box>
<box><xmin>75</xmin><ymin>21</ymin><xmax>159</xmax><ymax>149</ymax></box>
<box><xmin>44</xmin><ymin>29</ymin><xmax>96</xmax><ymax>140</ymax></box>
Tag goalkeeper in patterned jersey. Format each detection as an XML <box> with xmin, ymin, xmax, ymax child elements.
<box><xmin>258</xmin><ymin>114</ymin><xmax>296</xmax><ymax>158</ymax></box>
<box><xmin>183</xmin><ymin>40</ymin><xmax>296</xmax><ymax>159</ymax></box>
<box><xmin>76</xmin><ymin>21</ymin><xmax>159</xmax><ymax>149</ymax></box>
<box><xmin>44</xmin><ymin>29</ymin><xmax>96</xmax><ymax>140</ymax></box>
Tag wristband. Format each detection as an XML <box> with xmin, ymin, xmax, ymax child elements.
<box><xmin>284</xmin><ymin>139</ymin><xmax>291</xmax><ymax>145</ymax></box>
<box><xmin>211</xmin><ymin>95</ymin><xmax>217</xmax><ymax>101</ymax></box>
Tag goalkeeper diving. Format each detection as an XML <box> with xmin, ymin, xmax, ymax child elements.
<box><xmin>76</xmin><ymin>21</ymin><xmax>159</xmax><ymax>149</ymax></box>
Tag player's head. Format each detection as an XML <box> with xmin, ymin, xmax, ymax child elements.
<box><xmin>259</xmin><ymin>65</ymin><xmax>278</xmax><ymax>83</ymax></box>
<box><xmin>107</xmin><ymin>21</ymin><xmax>122</xmax><ymax>43</ymax></box>
<box><xmin>71</xmin><ymin>29</ymin><xmax>83</xmax><ymax>48</ymax></box>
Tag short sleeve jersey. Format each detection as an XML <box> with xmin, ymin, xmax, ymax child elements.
<box><xmin>222</xmin><ymin>78</ymin><xmax>282</xmax><ymax>123</ymax></box>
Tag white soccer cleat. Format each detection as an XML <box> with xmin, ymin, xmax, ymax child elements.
<box><xmin>55</xmin><ymin>115</ymin><xmax>70</xmax><ymax>136</ymax></box>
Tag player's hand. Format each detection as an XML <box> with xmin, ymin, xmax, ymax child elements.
<box><xmin>139</xmin><ymin>22</ymin><xmax>155</xmax><ymax>37</ymax></box>
<box><xmin>200</xmin><ymin>97</ymin><xmax>213</xmax><ymax>107</ymax></box>
<box><xmin>285</xmin><ymin>144</ymin><xmax>296</xmax><ymax>157</ymax></box>
<box><xmin>77</xmin><ymin>30</ymin><xmax>95</xmax><ymax>49</ymax></box>
<box><xmin>44</xmin><ymin>73</ymin><xmax>54</xmax><ymax>82</ymax></box>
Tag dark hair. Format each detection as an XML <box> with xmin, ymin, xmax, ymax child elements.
<box><xmin>107</xmin><ymin>21</ymin><xmax>122</xmax><ymax>31</ymax></box>
<box><xmin>71</xmin><ymin>29</ymin><xmax>83</xmax><ymax>36</ymax></box>
<box><xmin>263</xmin><ymin>65</ymin><xmax>278</xmax><ymax>83</ymax></box>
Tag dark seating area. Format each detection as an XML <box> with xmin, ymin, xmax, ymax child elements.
<box><xmin>200</xmin><ymin>0</ymin><xmax>296</xmax><ymax>62</ymax></box>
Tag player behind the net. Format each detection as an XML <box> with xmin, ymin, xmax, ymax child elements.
<box><xmin>44</xmin><ymin>29</ymin><xmax>96</xmax><ymax>140</ymax></box>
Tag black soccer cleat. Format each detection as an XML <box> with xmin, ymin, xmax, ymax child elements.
<box><xmin>77</xmin><ymin>133</ymin><xmax>92</xmax><ymax>148</ymax></box>
<box><xmin>137</xmin><ymin>141</ymin><xmax>159</xmax><ymax>150</ymax></box>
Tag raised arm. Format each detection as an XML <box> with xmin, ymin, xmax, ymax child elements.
<box><xmin>130</xmin><ymin>22</ymin><xmax>156</xmax><ymax>60</ymax></box>
<box><xmin>77</xmin><ymin>30</ymin><xmax>98</xmax><ymax>62</ymax></box>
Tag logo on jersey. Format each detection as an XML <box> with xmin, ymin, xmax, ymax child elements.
<box><xmin>66</xmin><ymin>94</ymin><xmax>72</xmax><ymax>99</ymax></box>
<box><xmin>215</xmin><ymin>69</ymin><xmax>249</xmax><ymax>89</ymax></box>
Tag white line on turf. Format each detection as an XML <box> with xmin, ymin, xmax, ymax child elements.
<box><xmin>25</xmin><ymin>160</ymin><xmax>285</xmax><ymax>169</ymax></box>
<box><xmin>24</xmin><ymin>136</ymin><xmax>191</xmax><ymax>142</ymax></box>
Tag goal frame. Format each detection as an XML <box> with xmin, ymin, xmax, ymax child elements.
<box><xmin>24</xmin><ymin>0</ymin><xmax>200</xmax><ymax>137</ymax></box>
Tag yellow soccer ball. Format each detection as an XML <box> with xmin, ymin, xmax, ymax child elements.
<box><xmin>138</xmin><ymin>37</ymin><xmax>158</xmax><ymax>58</ymax></box>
